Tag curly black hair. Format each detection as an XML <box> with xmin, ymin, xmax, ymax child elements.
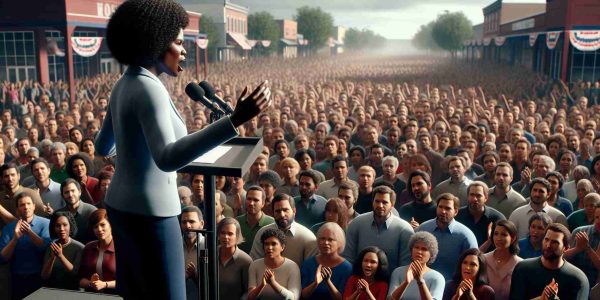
<box><xmin>49</xmin><ymin>211</ymin><xmax>78</xmax><ymax>240</ymax></box>
<box><xmin>66</xmin><ymin>152</ymin><xmax>93</xmax><ymax>179</ymax></box>
<box><xmin>106</xmin><ymin>0</ymin><xmax>189</xmax><ymax>66</ymax></box>
<box><xmin>260</xmin><ymin>228</ymin><xmax>286</xmax><ymax>247</ymax></box>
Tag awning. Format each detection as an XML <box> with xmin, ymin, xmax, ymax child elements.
<box><xmin>227</xmin><ymin>32</ymin><xmax>252</xmax><ymax>50</ymax></box>
<box><xmin>280</xmin><ymin>38</ymin><xmax>298</xmax><ymax>46</ymax></box>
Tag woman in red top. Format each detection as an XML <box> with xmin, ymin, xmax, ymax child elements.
<box><xmin>343</xmin><ymin>246</ymin><xmax>389</xmax><ymax>300</ymax></box>
<box><xmin>78</xmin><ymin>209</ymin><xmax>116</xmax><ymax>294</ymax></box>
<box><xmin>66</xmin><ymin>153</ymin><xmax>101</xmax><ymax>205</ymax></box>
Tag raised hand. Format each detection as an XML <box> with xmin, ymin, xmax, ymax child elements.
<box><xmin>44</xmin><ymin>202</ymin><xmax>53</xmax><ymax>215</ymax></box>
<box><xmin>230</xmin><ymin>81</ymin><xmax>272</xmax><ymax>128</ymax></box>
<box><xmin>410</xmin><ymin>217</ymin><xmax>419</xmax><ymax>230</ymax></box>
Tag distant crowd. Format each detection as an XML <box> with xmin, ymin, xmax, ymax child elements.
<box><xmin>1</xmin><ymin>54</ymin><xmax>600</xmax><ymax>299</ymax></box>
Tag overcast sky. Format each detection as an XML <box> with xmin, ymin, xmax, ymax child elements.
<box><xmin>228</xmin><ymin>0</ymin><xmax>546</xmax><ymax>39</ymax></box>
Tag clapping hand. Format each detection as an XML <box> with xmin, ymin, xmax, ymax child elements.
<box><xmin>44</xmin><ymin>202</ymin><xmax>53</xmax><ymax>215</ymax></box>
<box><xmin>541</xmin><ymin>278</ymin><xmax>558</xmax><ymax>300</ymax></box>
<box><xmin>50</xmin><ymin>242</ymin><xmax>63</xmax><ymax>258</ymax></box>
<box><xmin>264</xmin><ymin>268</ymin><xmax>276</xmax><ymax>285</ymax></box>
<box><xmin>457</xmin><ymin>279</ymin><xmax>474</xmax><ymax>298</ymax></box>
<box><xmin>410</xmin><ymin>218</ymin><xmax>419</xmax><ymax>230</ymax></box>
<box><xmin>185</xmin><ymin>262</ymin><xmax>196</xmax><ymax>279</ymax></box>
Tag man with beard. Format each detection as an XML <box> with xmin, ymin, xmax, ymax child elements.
<box><xmin>565</xmin><ymin>204</ymin><xmax>600</xmax><ymax>290</ymax></box>
<box><xmin>432</xmin><ymin>156</ymin><xmax>472</xmax><ymax>206</ymax></box>
<box><xmin>0</xmin><ymin>163</ymin><xmax>47</xmax><ymax>231</ymax></box>
<box><xmin>456</xmin><ymin>181</ymin><xmax>505</xmax><ymax>247</ymax></box>
<box><xmin>55</xmin><ymin>178</ymin><xmax>97</xmax><ymax>244</ymax></box>
<box><xmin>343</xmin><ymin>185</ymin><xmax>414</xmax><ymax>270</ymax></box>
<box><xmin>509</xmin><ymin>178</ymin><xmax>568</xmax><ymax>239</ymax></box>
<box><xmin>179</xmin><ymin>206</ymin><xmax>205</xmax><ymax>300</ymax></box>
<box><xmin>249</xmin><ymin>194</ymin><xmax>317</xmax><ymax>267</ymax></box>
<box><xmin>236</xmin><ymin>186</ymin><xmax>274</xmax><ymax>253</ymax></box>
<box><xmin>487</xmin><ymin>162</ymin><xmax>527</xmax><ymax>218</ymax></box>
<box><xmin>294</xmin><ymin>170</ymin><xmax>327</xmax><ymax>228</ymax></box>
<box><xmin>416</xmin><ymin>193</ymin><xmax>477</xmax><ymax>279</ymax></box>
<box><xmin>510</xmin><ymin>223</ymin><xmax>589</xmax><ymax>300</ymax></box>
<box><xmin>399</xmin><ymin>170</ymin><xmax>436</xmax><ymax>229</ymax></box>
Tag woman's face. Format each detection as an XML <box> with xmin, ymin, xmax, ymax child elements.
<box><xmin>70</xmin><ymin>130</ymin><xmax>82</xmax><ymax>143</ymax></box>
<box><xmin>93</xmin><ymin>218</ymin><xmax>112</xmax><ymax>240</ymax></box>
<box><xmin>493</xmin><ymin>225</ymin><xmax>513</xmax><ymax>250</ymax></box>
<box><xmin>161</xmin><ymin>28</ymin><xmax>186</xmax><ymax>76</ymax></box>
<box><xmin>54</xmin><ymin>216</ymin><xmax>70</xmax><ymax>241</ymax></box>
<box><xmin>299</xmin><ymin>154</ymin><xmax>312</xmax><ymax>170</ymax></box>
<box><xmin>362</xmin><ymin>251</ymin><xmax>379</xmax><ymax>278</ymax></box>
<box><xmin>72</xmin><ymin>158</ymin><xmax>87</xmax><ymax>179</ymax></box>
<box><xmin>529</xmin><ymin>220</ymin><xmax>546</xmax><ymax>243</ymax></box>
<box><xmin>324</xmin><ymin>207</ymin><xmax>339</xmax><ymax>223</ymax></box>
<box><xmin>263</xmin><ymin>236</ymin><xmax>284</xmax><ymax>259</ymax></box>
<box><xmin>218</xmin><ymin>223</ymin><xmax>238</xmax><ymax>249</ymax></box>
<box><xmin>318</xmin><ymin>228</ymin><xmax>339</xmax><ymax>255</ymax></box>
<box><xmin>560</xmin><ymin>154</ymin><xmax>573</xmax><ymax>171</ymax></box>
<box><xmin>82</xmin><ymin>140</ymin><xmax>95</xmax><ymax>155</ymax></box>
<box><xmin>461</xmin><ymin>254</ymin><xmax>480</xmax><ymax>282</ymax></box>
<box><xmin>411</xmin><ymin>241</ymin><xmax>431</xmax><ymax>265</ymax></box>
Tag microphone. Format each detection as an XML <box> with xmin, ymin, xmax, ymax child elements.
<box><xmin>199</xmin><ymin>81</ymin><xmax>234</xmax><ymax>114</ymax></box>
<box><xmin>185</xmin><ymin>82</ymin><xmax>225</xmax><ymax>114</ymax></box>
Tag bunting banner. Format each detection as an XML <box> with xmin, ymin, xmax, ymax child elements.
<box><xmin>196</xmin><ymin>38</ymin><xmax>208</xmax><ymax>49</ymax></box>
<box><xmin>483</xmin><ymin>38</ymin><xmax>492</xmax><ymax>46</ymax></box>
<box><xmin>71</xmin><ymin>37</ymin><xmax>103</xmax><ymax>57</ymax></box>
<box><xmin>494</xmin><ymin>36</ymin><xmax>506</xmax><ymax>47</ymax></box>
<box><xmin>529</xmin><ymin>32</ymin><xmax>539</xmax><ymax>47</ymax></box>
<box><xmin>476</xmin><ymin>39</ymin><xmax>483</xmax><ymax>46</ymax></box>
<box><xmin>463</xmin><ymin>40</ymin><xmax>471</xmax><ymax>46</ymax></box>
<box><xmin>569</xmin><ymin>30</ymin><xmax>600</xmax><ymax>52</ymax></box>
<box><xmin>261</xmin><ymin>40</ymin><xmax>271</xmax><ymax>48</ymax></box>
<box><xmin>247</xmin><ymin>40</ymin><xmax>258</xmax><ymax>48</ymax></box>
<box><xmin>546</xmin><ymin>31</ymin><xmax>561</xmax><ymax>50</ymax></box>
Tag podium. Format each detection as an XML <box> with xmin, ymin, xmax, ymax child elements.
<box><xmin>180</xmin><ymin>137</ymin><xmax>263</xmax><ymax>300</ymax></box>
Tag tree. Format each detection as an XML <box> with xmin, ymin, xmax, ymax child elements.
<box><xmin>431</xmin><ymin>12</ymin><xmax>473</xmax><ymax>55</ymax></box>
<box><xmin>248</xmin><ymin>12</ymin><xmax>281</xmax><ymax>54</ymax></box>
<box><xmin>295</xmin><ymin>6</ymin><xmax>334</xmax><ymax>51</ymax></box>
<box><xmin>412</xmin><ymin>21</ymin><xmax>439</xmax><ymax>51</ymax></box>
<box><xmin>344</xmin><ymin>28</ymin><xmax>386</xmax><ymax>51</ymax></box>
<box><xmin>199</xmin><ymin>16</ymin><xmax>220</xmax><ymax>61</ymax></box>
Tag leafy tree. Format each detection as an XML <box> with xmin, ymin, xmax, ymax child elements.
<box><xmin>412</xmin><ymin>21</ymin><xmax>439</xmax><ymax>51</ymax></box>
<box><xmin>295</xmin><ymin>6</ymin><xmax>334</xmax><ymax>51</ymax></box>
<box><xmin>248</xmin><ymin>12</ymin><xmax>281</xmax><ymax>54</ymax></box>
<box><xmin>431</xmin><ymin>12</ymin><xmax>473</xmax><ymax>55</ymax></box>
<box><xmin>199</xmin><ymin>16</ymin><xmax>220</xmax><ymax>61</ymax></box>
<box><xmin>345</xmin><ymin>28</ymin><xmax>386</xmax><ymax>51</ymax></box>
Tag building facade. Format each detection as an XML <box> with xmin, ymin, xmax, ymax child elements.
<box><xmin>464</xmin><ymin>0</ymin><xmax>600</xmax><ymax>83</ymax></box>
<box><xmin>0</xmin><ymin>0</ymin><xmax>203</xmax><ymax>101</ymax></box>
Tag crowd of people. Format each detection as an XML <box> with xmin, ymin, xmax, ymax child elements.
<box><xmin>1</xmin><ymin>54</ymin><xmax>600</xmax><ymax>299</ymax></box>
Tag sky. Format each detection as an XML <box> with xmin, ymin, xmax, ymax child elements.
<box><xmin>228</xmin><ymin>0</ymin><xmax>546</xmax><ymax>40</ymax></box>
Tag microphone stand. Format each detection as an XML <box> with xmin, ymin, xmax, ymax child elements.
<box><xmin>187</xmin><ymin>228</ymin><xmax>209</xmax><ymax>300</ymax></box>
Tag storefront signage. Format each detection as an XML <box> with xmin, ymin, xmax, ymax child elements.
<box><xmin>97</xmin><ymin>2</ymin><xmax>117</xmax><ymax>18</ymax></box>
<box><xmin>512</xmin><ymin>18</ymin><xmax>535</xmax><ymax>31</ymax></box>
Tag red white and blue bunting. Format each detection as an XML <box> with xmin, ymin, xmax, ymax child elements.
<box><xmin>546</xmin><ymin>31</ymin><xmax>561</xmax><ymax>50</ymax></box>
<box><xmin>483</xmin><ymin>38</ymin><xmax>492</xmax><ymax>46</ymax></box>
<box><xmin>71</xmin><ymin>37</ymin><xmax>103</xmax><ymax>57</ymax></box>
<box><xmin>494</xmin><ymin>36</ymin><xmax>506</xmax><ymax>47</ymax></box>
<box><xmin>569</xmin><ymin>30</ymin><xmax>600</xmax><ymax>52</ymax></box>
<box><xmin>529</xmin><ymin>32</ymin><xmax>539</xmax><ymax>47</ymax></box>
<box><xmin>196</xmin><ymin>38</ymin><xmax>208</xmax><ymax>49</ymax></box>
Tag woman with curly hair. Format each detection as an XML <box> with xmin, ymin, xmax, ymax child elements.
<box><xmin>95</xmin><ymin>0</ymin><xmax>271</xmax><ymax>298</ymax></box>
<box><xmin>343</xmin><ymin>246</ymin><xmax>390</xmax><ymax>300</ymax></box>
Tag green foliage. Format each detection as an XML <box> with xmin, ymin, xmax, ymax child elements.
<box><xmin>344</xmin><ymin>28</ymin><xmax>386</xmax><ymax>50</ymax></box>
<box><xmin>412</xmin><ymin>21</ymin><xmax>439</xmax><ymax>51</ymax></box>
<box><xmin>431</xmin><ymin>12</ymin><xmax>473</xmax><ymax>54</ymax></box>
<box><xmin>199</xmin><ymin>16</ymin><xmax>220</xmax><ymax>61</ymax></box>
<box><xmin>295</xmin><ymin>6</ymin><xmax>334</xmax><ymax>51</ymax></box>
<box><xmin>248</xmin><ymin>11</ymin><xmax>281</xmax><ymax>54</ymax></box>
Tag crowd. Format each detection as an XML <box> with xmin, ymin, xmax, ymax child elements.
<box><xmin>0</xmin><ymin>54</ymin><xmax>600</xmax><ymax>299</ymax></box>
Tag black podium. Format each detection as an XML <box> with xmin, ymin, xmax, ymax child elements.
<box><xmin>180</xmin><ymin>137</ymin><xmax>263</xmax><ymax>300</ymax></box>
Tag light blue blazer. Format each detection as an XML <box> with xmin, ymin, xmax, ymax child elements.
<box><xmin>95</xmin><ymin>66</ymin><xmax>238</xmax><ymax>217</ymax></box>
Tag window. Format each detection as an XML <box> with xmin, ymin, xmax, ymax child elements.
<box><xmin>45</xmin><ymin>30</ymin><xmax>66</xmax><ymax>82</ymax></box>
<box><xmin>570</xmin><ymin>45</ymin><xmax>600</xmax><ymax>82</ymax></box>
<box><xmin>0</xmin><ymin>31</ymin><xmax>37</xmax><ymax>82</ymax></box>
<box><xmin>72</xmin><ymin>30</ymin><xmax>96</xmax><ymax>79</ymax></box>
